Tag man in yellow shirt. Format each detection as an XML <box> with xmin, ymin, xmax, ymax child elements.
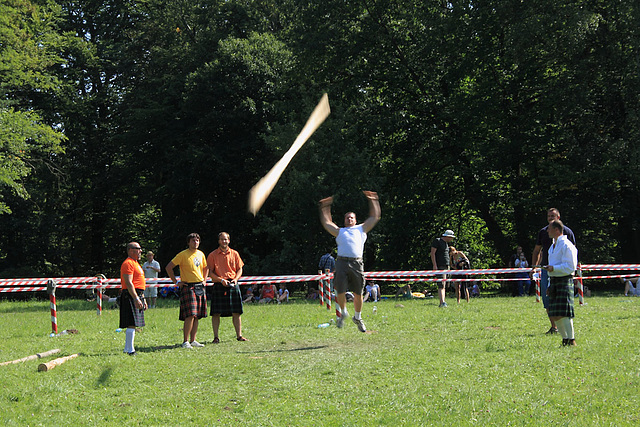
<box><xmin>166</xmin><ymin>233</ymin><xmax>208</xmax><ymax>349</ymax></box>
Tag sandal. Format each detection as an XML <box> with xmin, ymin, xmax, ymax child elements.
<box><xmin>213</xmin><ymin>337</ymin><xmax>220</xmax><ymax>344</ymax></box>
<box><xmin>236</xmin><ymin>336</ymin><xmax>248</xmax><ymax>341</ymax></box>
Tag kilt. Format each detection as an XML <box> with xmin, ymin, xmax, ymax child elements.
<box><xmin>119</xmin><ymin>289</ymin><xmax>145</xmax><ymax>328</ymax></box>
<box><xmin>548</xmin><ymin>276</ymin><xmax>575</xmax><ymax>318</ymax></box>
<box><xmin>210</xmin><ymin>283</ymin><xmax>243</xmax><ymax>317</ymax></box>
<box><xmin>179</xmin><ymin>284</ymin><xmax>208</xmax><ymax>321</ymax></box>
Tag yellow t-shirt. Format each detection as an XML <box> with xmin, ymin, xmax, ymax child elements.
<box><xmin>171</xmin><ymin>249</ymin><xmax>207</xmax><ymax>283</ymax></box>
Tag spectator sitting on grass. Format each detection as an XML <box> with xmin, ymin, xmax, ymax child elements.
<box><xmin>243</xmin><ymin>286</ymin><xmax>255</xmax><ymax>303</ymax></box>
<box><xmin>395</xmin><ymin>283</ymin><xmax>412</xmax><ymax>298</ymax></box>
<box><xmin>621</xmin><ymin>277</ymin><xmax>640</xmax><ymax>296</ymax></box>
<box><xmin>260</xmin><ymin>284</ymin><xmax>277</xmax><ymax>303</ymax></box>
<box><xmin>363</xmin><ymin>280</ymin><xmax>380</xmax><ymax>302</ymax></box>
<box><xmin>277</xmin><ymin>284</ymin><xmax>289</xmax><ymax>303</ymax></box>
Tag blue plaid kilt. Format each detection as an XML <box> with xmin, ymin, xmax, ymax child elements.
<box><xmin>179</xmin><ymin>284</ymin><xmax>208</xmax><ymax>321</ymax></box>
<box><xmin>210</xmin><ymin>283</ymin><xmax>243</xmax><ymax>317</ymax></box>
<box><xmin>548</xmin><ymin>276</ymin><xmax>575</xmax><ymax>318</ymax></box>
<box><xmin>119</xmin><ymin>289</ymin><xmax>145</xmax><ymax>328</ymax></box>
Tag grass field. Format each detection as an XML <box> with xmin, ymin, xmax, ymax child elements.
<box><xmin>1</xmin><ymin>293</ymin><xmax>639</xmax><ymax>426</ymax></box>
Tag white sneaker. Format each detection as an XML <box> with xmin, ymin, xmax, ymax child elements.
<box><xmin>352</xmin><ymin>316</ymin><xmax>367</xmax><ymax>333</ymax></box>
<box><xmin>336</xmin><ymin>315</ymin><xmax>344</xmax><ymax>328</ymax></box>
<box><xmin>181</xmin><ymin>341</ymin><xmax>193</xmax><ymax>349</ymax></box>
<box><xmin>190</xmin><ymin>341</ymin><xmax>204</xmax><ymax>348</ymax></box>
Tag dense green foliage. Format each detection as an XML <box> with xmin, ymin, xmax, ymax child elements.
<box><xmin>0</xmin><ymin>0</ymin><xmax>639</xmax><ymax>278</ymax></box>
<box><xmin>1</xmin><ymin>295</ymin><xmax>639</xmax><ymax>425</ymax></box>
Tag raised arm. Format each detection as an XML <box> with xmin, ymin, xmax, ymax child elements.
<box><xmin>361</xmin><ymin>191</ymin><xmax>381</xmax><ymax>233</ymax></box>
<box><xmin>318</xmin><ymin>196</ymin><xmax>339</xmax><ymax>237</ymax></box>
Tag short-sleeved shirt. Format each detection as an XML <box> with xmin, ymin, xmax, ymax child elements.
<box><xmin>431</xmin><ymin>238</ymin><xmax>450</xmax><ymax>268</ymax></box>
<box><xmin>121</xmin><ymin>257</ymin><xmax>146</xmax><ymax>290</ymax></box>
<box><xmin>207</xmin><ymin>248</ymin><xmax>244</xmax><ymax>280</ymax></box>
<box><xmin>142</xmin><ymin>259</ymin><xmax>160</xmax><ymax>279</ymax></box>
<box><xmin>318</xmin><ymin>253</ymin><xmax>335</xmax><ymax>272</ymax></box>
<box><xmin>171</xmin><ymin>249</ymin><xmax>207</xmax><ymax>283</ymax></box>
<box><xmin>536</xmin><ymin>225</ymin><xmax>576</xmax><ymax>265</ymax></box>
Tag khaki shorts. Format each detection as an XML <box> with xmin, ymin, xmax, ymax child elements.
<box><xmin>334</xmin><ymin>258</ymin><xmax>365</xmax><ymax>295</ymax></box>
<box><xmin>144</xmin><ymin>286</ymin><xmax>158</xmax><ymax>298</ymax></box>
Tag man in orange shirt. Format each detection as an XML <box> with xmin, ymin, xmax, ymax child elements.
<box><xmin>207</xmin><ymin>232</ymin><xmax>247</xmax><ymax>342</ymax></box>
<box><xmin>120</xmin><ymin>241</ymin><xmax>147</xmax><ymax>355</ymax></box>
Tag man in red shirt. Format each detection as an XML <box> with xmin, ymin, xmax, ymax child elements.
<box><xmin>120</xmin><ymin>241</ymin><xmax>146</xmax><ymax>355</ymax></box>
<box><xmin>207</xmin><ymin>232</ymin><xmax>247</xmax><ymax>342</ymax></box>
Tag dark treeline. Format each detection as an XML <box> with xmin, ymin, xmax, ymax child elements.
<box><xmin>1</xmin><ymin>0</ymin><xmax>639</xmax><ymax>279</ymax></box>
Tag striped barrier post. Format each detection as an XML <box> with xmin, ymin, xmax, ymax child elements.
<box><xmin>47</xmin><ymin>280</ymin><xmax>58</xmax><ymax>334</ymax></box>
<box><xmin>96</xmin><ymin>276</ymin><xmax>103</xmax><ymax>316</ymax></box>
<box><xmin>576</xmin><ymin>265</ymin><xmax>584</xmax><ymax>305</ymax></box>
<box><xmin>317</xmin><ymin>270</ymin><xmax>324</xmax><ymax>307</ymax></box>
<box><xmin>534</xmin><ymin>273</ymin><xmax>541</xmax><ymax>303</ymax></box>
<box><xmin>324</xmin><ymin>269</ymin><xmax>332</xmax><ymax>311</ymax></box>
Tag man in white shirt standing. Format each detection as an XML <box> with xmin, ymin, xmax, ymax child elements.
<box><xmin>319</xmin><ymin>191</ymin><xmax>381</xmax><ymax>332</ymax></box>
<box><xmin>142</xmin><ymin>251</ymin><xmax>161</xmax><ymax>308</ymax></box>
<box><xmin>543</xmin><ymin>220</ymin><xmax>579</xmax><ymax>346</ymax></box>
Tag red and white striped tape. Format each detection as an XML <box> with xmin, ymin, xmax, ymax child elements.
<box><xmin>2</xmin><ymin>264</ymin><xmax>639</xmax><ymax>293</ymax></box>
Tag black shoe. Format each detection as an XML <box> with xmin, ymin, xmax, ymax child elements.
<box><xmin>562</xmin><ymin>339</ymin><xmax>568</xmax><ymax>346</ymax></box>
<box><xmin>127</xmin><ymin>351</ymin><xmax>136</xmax><ymax>356</ymax></box>
<box><xmin>545</xmin><ymin>327</ymin><xmax>558</xmax><ymax>335</ymax></box>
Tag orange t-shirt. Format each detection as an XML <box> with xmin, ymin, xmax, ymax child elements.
<box><xmin>207</xmin><ymin>248</ymin><xmax>244</xmax><ymax>280</ymax></box>
<box><xmin>120</xmin><ymin>257</ymin><xmax>146</xmax><ymax>290</ymax></box>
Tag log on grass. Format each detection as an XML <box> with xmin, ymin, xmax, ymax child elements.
<box><xmin>0</xmin><ymin>349</ymin><xmax>61</xmax><ymax>367</ymax></box>
<box><xmin>38</xmin><ymin>353</ymin><xmax>79</xmax><ymax>372</ymax></box>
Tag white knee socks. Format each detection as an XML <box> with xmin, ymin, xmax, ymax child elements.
<box><xmin>557</xmin><ymin>318</ymin><xmax>574</xmax><ymax>340</ymax></box>
<box><xmin>124</xmin><ymin>327</ymin><xmax>135</xmax><ymax>353</ymax></box>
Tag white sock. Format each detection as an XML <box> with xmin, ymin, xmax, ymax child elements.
<box><xmin>563</xmin><ymin>317</ymin><xmax>575</xmax><ymax>340</ymax></box>
<box><xmin>354</xmin><ymin>311</ymin><xmax>361</xmax><ymax>320</ymax></box>
<box><xmin>555</xmin><ymin>321</ymin><xmax>567</xmax><ymax>339</ymax></box>
<box><xmin>124</xmin><ymin>328</ymin><xmax>135</xmax><ymax>353</ymax></box>
<box><xmin>341</xmin><ymin>307</ymin><xmax>349</xmax><ymax>318</ymax></box>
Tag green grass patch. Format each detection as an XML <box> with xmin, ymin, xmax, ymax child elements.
<box><xmin>1</xmin><ymin>295</ymin><xmax>639</xmax><ymax>425</ymax></box>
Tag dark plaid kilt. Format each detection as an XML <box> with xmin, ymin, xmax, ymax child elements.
<box><xmin>210</xmin><ymin>283</ymin><xmax>243</xmax><ymax>317</ymax></box>
<box><xmin>119</xmin><ymin>289</ymin><xmax>145</xmax><ymax>328</ymax></box>
<box><xmin>179</xmin><ymin>284</ymin><xmax>208</xmax><ymax>321</ymax></box>
<box><xmin>548</xmin><ymin>277</ymin><xmax>575</xmax><ymax>318</ymax></box>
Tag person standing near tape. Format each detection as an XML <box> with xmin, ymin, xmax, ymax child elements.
<box><xmin>120</xmin><ymin>242</ymin><xmax>147</xmax><ymax>356</ymax></box>
<box><xmin>142</xmin><ymin>251</ymin><xmax>161</xmax><ymax>308</ymax></box>
<box><xmin>207</xmin><ymin>232</ymin><xmax>247</xmax><ymax>343</ymax></box>
<box><xmin>543</xmin><ymin>219</ymin><xmax>578</xmax><ymax>346</ymax></box>
<box><xmin>532</xmin><ymin>208</ymin><xmax>576</xmax><ymax>335</ymax></box>
<box><xmin>318</xmin><ymin>191</ymin><xmax>381</xmax><ymax>332</ymax></box>
<box><xmin>431</xmin><ymin>230</ymin><xmax>455</xmax><ymax>308</ymax></box>
<box><xmin>166</xmin><ymin>233</ymin><xmax>208</xmax><ymax>349</ymax></box>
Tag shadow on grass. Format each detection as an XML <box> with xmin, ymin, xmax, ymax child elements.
<box><xmin>236</xmin><ymin>345</ymin><xmax>329</xmax><ymax>354</ymax></box>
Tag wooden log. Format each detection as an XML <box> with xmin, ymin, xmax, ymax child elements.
<box><xmin>37</xmin><ymin>353</ymin><xmax>79</xmax><ymax>372</ymax></box>
<box><xmin>0</xmin><ymin>349</ymin><xmax>61</xmax><ymax>367</ymax></box>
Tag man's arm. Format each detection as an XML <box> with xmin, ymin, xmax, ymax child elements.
<box><xmin>123</xmin><ymin>274</ymin><xmax>144</xmax><ymax>310</ymax></box>
<box><xmin>151</xmin><ymin>261</ymin><xmax>161</xmax><ymax>273</ymax></box>
<box><xmin>430</xmin><ymin>247</ymin><xmax>438</xmax><ymax>270</ymax></box>
<box><xmin>319</xmin><ymin>196</ymin><xmax>339</xmax><ymax>237</ymax></box>
<box><xmin>233</xmin><ymin>267</ymin><xmax>243</xmax><ymax>285</ymax></box>
<box><xmin>165</xmin><ymin>261</ymin><xmax>181</xmax><ymax>286</ymax></box>
<box><xmin>361</xmin><ymin>191</ymin><xmax>381</xmax><ymax>233</ymax></box>
<box><xmin>532</xmin><ymin>245</ymin><xmax>542</xmax><ymax>266</ymax></box>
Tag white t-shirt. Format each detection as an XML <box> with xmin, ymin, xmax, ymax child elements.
<box><xmin>336</xmin><ymin>225</ymin><xmax>367</xmax><ymax>258</ymax></box>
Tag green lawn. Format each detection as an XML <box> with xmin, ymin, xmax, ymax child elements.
<box><xmin>1</xmin><ymin>294</ymin><xmax>638</xmax><ymax>426</ymax></box>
